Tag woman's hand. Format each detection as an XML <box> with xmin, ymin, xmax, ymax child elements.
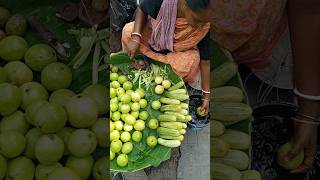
<box><xmin>127</xmin><ymin>35</ymin><xmax>141</xmax><ymax>59</ymax></box>
<box><xmin>200</xmin><ymin>99</ymin><xmax>210</xmax><ymax>116</ymax></box>
<box><xmin>285</xmin><ymin>122</ymin><xmax>318</xmax><ymax>173</ymax></box>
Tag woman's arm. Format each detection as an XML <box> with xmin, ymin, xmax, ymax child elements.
<box><xmin>285</xmin><ymin>0</ymin><xmax>320</xmax><ymax>173</ymax></box>
<box><xmin>200</xmin><ymin>60</ymin><xmax>211</xmax><ymax>115</ymax></box>
<box><xmin>127</xmin><ymin>6</ymin><xmax>148</xmax><ymax>59</ymax></box>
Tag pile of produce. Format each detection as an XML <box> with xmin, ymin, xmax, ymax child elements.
<box><xmin>109</xmin><ymin>52</ymin><xmax>192</xmax><ymax>172</ymax></box>
<box><xmin>211</xmin><ymin>61</ymin><xmax>262</xmax><ymax>180</ymax></box>
<box><xmin>0</xmin><ymin>6</ymin><xmax>107</xmax><ymax>180</ymax></box>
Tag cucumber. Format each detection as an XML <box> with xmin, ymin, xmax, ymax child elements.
<box><xmin>212</xmin><ymin>62</ymin><xmax>238</xmax><ymax>88</ymax></box>
<box><xmin>159</xmin><ymin>135</ymin><xmax>184</xmax><ymax>141</ymax></box>
<box><xmin>213</xmin><ymin>150</ymin><xmax>249</xmax><ymax>170</ymax></box>
<box><xmin>211</xmin><ymin>137</ymin><xmax>230</xmax><ymax>158</ymax></box>
<box><xmin>219</xmin><ymin>130</ymin><xmax>251</xmax><ymax>150</ymax></box>
<box><xmin>168</xmin><ymin>89</ymin><xmax>187</xmax><ymax>94</ymax></box>
<box><xmin>158</xmin><ymin>138</ymin><xmax>181</xmax><ymax>148</ymax></box>
<box><xmin>180</xmin><ymin>103</ymin><xmax>189</xmax><ymax>109</ymax></box>
<box><xmin>164</xmin><ymin>112</ymin><xmax>186</xmax><ymax>121</ymax></box>
<box><xmin>158</xmin><ymin>114</ymin><xmax>177</xmax><ymax>122</ymax></box>
<box><xmin>213</xmin><ymin>86</ymin><xmax>244</xmax><ymax>102</ymax></box>
<box><xmin>160</xmin><ymin>105</ymin><xmax>181</xmax><ymax>112</ymax></box>
<box><xmin>165</xmin><ymin>93</ymin><xmax>189</xmax><ymax>101</ymax></box>
<box><xmin>212</xmin><ymin>102</ymin><xmax>252</xmax><ymax>122</ymax></box>
<box><xmin>241</xmin><ymin>170</ymin><xmax>262</xmax><ymax>180</ymax></box>
<box><xmin>184</xmin><ymin>115</ymin><xmax>192</xmax><ymax>121</ymax></box>
<box><xmin>160</xmin><ymin>98</ymin><xmax>181</xmax><ymax>105</ymax></box>
<box><xmin>212</xmin><ymin>163</ymin><xmax>241</xmax><ymax>180</ymax></box>
<box><xmin>179</xmin><ymin>129</ymin><xmax>186</xmax><ymax>135</ymax></box>
<box><xmin>179</xmin><ymin>109</ymin><xmax>189</xmax><ymax>115</ymax></box>
<box><xmin>160</xmin><ymin>122</ymin><xmax>187</xmax><ymax>130</ymax></box>
<box><xmin>157</xmin><ymin>127</ymin><xmax>180</xmax><ymax>137</ymax></box>
<box><xmin>212</xmin><ymin>120</ymin><xmax>225</xmax><ymax>137</ymax></box>
<box><xmin>168</xmin><ymin>81</ymin><xmax>184</xmax><ymax>91</ymax></box>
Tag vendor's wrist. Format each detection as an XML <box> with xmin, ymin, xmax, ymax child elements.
<box><xmin>131</xmin><ymin>35</ymin><xmax>141</xmax><ymax>42</ymax></box>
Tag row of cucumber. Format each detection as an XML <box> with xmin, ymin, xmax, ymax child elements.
<box><xmin>153</xmin><ymin>82</ymin><xmax>192</xmax><ymax>148</ymax></box>
<box><xmin>212</xmin><ymin>62</ymin><xmax>262</xmax><ymax>180</ymax></box>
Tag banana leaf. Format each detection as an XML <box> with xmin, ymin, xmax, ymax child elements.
<box><xmin>0</xmin><ymin>1</ymin><xmax>107</xmax><ymax>179</ymax></box>
<box><xmin>109</xmin><ymin>55</ymin><xmax>186</xmax><ymax>172</ymax></box>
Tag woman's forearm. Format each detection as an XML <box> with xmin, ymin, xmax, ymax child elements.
<box><xmin>200</xmin><ymin>61</ymin><xmax>211</xmax><ymax>99</ymax></box>
<box><xmin>288</xmin><ymin>0</ymin><xmax>320</xmax><ymax>116</ymax></box>
<box><xmin>132</xmin><ymin>6</ymin><xmax>148</xmax><ymax>35</ymax></box>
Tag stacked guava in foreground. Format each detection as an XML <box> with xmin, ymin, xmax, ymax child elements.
<box><xmin>0</xmin><ymin>10</ymin><xmax>107</xmax><ymax>179</ymax></box>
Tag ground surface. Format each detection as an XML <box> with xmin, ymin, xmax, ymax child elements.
<box><xmin>122</xmin><ymin>125</ymin><xmax>210</xmax><ymax>180</ymax></box>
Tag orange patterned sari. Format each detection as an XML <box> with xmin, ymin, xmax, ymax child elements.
<box><xmin>122</xmin><ymin>18</ymin><xmax>210</xmax><ymax>82</ymax></box>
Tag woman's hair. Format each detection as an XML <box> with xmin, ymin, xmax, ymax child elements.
<box><xmin>185</xmin><ymin>0</ymin><xmax>209</xmax><ymax>11</ymax></box>
<box><xmin>180</xmin><ymin>0</ymin><xmax>210</xmax><ymax>26</ymax></box>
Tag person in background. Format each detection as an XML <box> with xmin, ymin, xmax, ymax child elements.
<box><xmin>206</xmin><ymin>0</ymin><xmax>320</xmax><ymax>176</ymax></box>
<box><xmin>122</xmin><ymin>0</ymin><xmax>212</xmax><ymax>116</ymax></box>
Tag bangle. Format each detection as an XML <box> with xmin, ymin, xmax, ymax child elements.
<box><xmin>293</xmin><ymin>88</ymin><xmax>320</xmax><ymax>101</ymax></box>
<box><xmin>131</xmin><ymin>32</ymin><xmax>142</xmax><ymax>39</ymax></box>
<box><xmin>292</xmin><ymin>117</ymin><xmax>320</xmax><ymax>125</ymax></box>
<box><xmin>202</xmin><ymin>89</ymin><xmax>210</xmax><ymax>94</ymax></box>
<box><xmin>297</xmin><ymin>113</ymin><xmax>319</xmax><ymax>122</ymax></box>
<box><xmin>131</xmin><ymin>38</ymin><xmax>140</xmax><ymax>44</ymax></box>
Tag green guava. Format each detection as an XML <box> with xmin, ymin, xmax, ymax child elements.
<box><xmin>121</xmin><ymin>142</ymin><xmax>133</xmax><ymax>154</ymax></box>
<box><xmin>49</xmin><ymin>89</ymin><xmax>75</xmax><ymax>107</ymax></box>
<box><xmin>66</xmin><ymin>156</ymin><xmax>94</xmax><ymax>180</ymax></box>
<box><xmin>146</xmin><ymin>136</ymin><xmax>157</xmax><ymax>148</ymax></box>
<box><xmin>0</xmin><ymin>83</ymin><xmax>22</xmax><ymax>116</ymax></box>
<box><xmin>0</xmin><ymin>154</ymin><xmax>6</xmax><ymax>180</ymax></box>
<box><xmin>0</xmin><ymin>131</ymin><xmax>26</xmax><ymax>158</ymax></box>
<box><xmin>110</xmin><ymin>130</ymin><xmax>120</xmax><ymax>141</ymax></box>
<box><xmin>33</xmin><ymin>102</ymin><xmax>67</xmax><ymax>133</ymax></box>
<box><xmin>24</xmin><ymin>128</ymin><xmax>44</xmax><ymax>160</ymax></box>
<box><xmin>67</xmin><ymin>129</ymin><xmax>97</xmax><ymax>158</ymax></box>
<box><xmin>35</xmin><ymin>134</ymin><xmax>64</xmax><ymax>165</ymax></box>
<box><xmin>0</xmin><ymin>66</ymin><xmax>8</xmax><ymax>83</ymax></box>
<box><xmin>24</xmin><ymin>44</ymin><xmax>57</xmax><ymax>72</ymax></box>
<box><xmin>0</xmin><ymin>35</ymin><xmax>28</xmax><ymax>61</ymax></box>
<box><xmin>93</xmin><ymin>157</ymin><xmax>108</xmax><ymax>180</ymax></box>
<box><xmin>0</xmin><ymin>110</ymin><xmax>30</xmax><ymax>135</ymax></box>
<box><xmin>148</xmin><ymin>119</ymin><xmax>159</xmax><ymax>129</ymax></box>
<box><xmin>20</xmin><ymin>81</ymin><xmax>48</xmax><ymax>110</ymax></box>
<box><xmin>117</xmin><ymin>154</ymin><xmax>129</xmax><ymax>167</ymax></box>
<box><xmin>277</xmin><ymin>142</ymin><xmax>304</xmax><ymax>170</ymax></box>
<box><xmin>35</xmin><ymin>163</ymin><xmax>62</xmax><ymax>180</ymax></box>
<box><xmin>5</xmin><ymin>15</ymin><xmax>27</xmax><ymax>36</ymax></box>
<box><xmin>48</xmin><ymin>167</ymin><xmax>81</xmax><ymax>180</ymax></box>
<box><xmin>91</xmin><ymin>118</ymin><xmax>107</xmax><ymax>148</ymax></box>
<box><xmin>83</xmin><ymin>84</ymin><xmax>107</xmax><ymax>115</ymax></box>
<box><xmin>0</xmin><ymin>7</ymin><xmax>11</xmax><ymax>27</ymax></box>
<box><xmin>4</xmin><ymin>61</ymin><xmax>33</xmax><ymax>86</ymax></box>
<box><xmin>25</xmin><ymin>100</ymin><xmax>48</xmax><ymax>125</ymax></box>
<box><xmin>56</xmin><ymin>127</ymin><xmax>76</xmax><ymax>155</ymax></box>
<box><xmin>41</xmin><ymin>62</ymin><xmax>72</xmax><ymax>91</ymax></box>
<box><xmin>66</xmin><ymin>94</ymin><xmax>98</xmax><ymax>128</ymax></box>
<box><xmin>131</xmin><ymin>131</ymin><xmax>142</xmax><ymax>142</ymax></box>
<box><xmin>6</xmin><ymin>156</ymin><xmax>35</xmax><ymax>180</ymax></box>
<box><xmin>0</xmin><ymin>83</ymin><xmax>21</xmax><ymax>116</ymax></box>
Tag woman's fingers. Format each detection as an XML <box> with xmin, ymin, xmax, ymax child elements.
<box><xmin>291</xmin><ymin>158</ymin><xmax>314</xmax><ymax>173</ymax></box>
<box><xmin>284</xmin><ymin>142</ymin><xmax>303</xmax><ymax>161</ymax></box>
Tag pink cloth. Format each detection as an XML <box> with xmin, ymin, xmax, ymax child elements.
<box><xmin>149</xmin><ymin>0</ymin><xmax>178</xmax><ymax>52</ymax></box>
